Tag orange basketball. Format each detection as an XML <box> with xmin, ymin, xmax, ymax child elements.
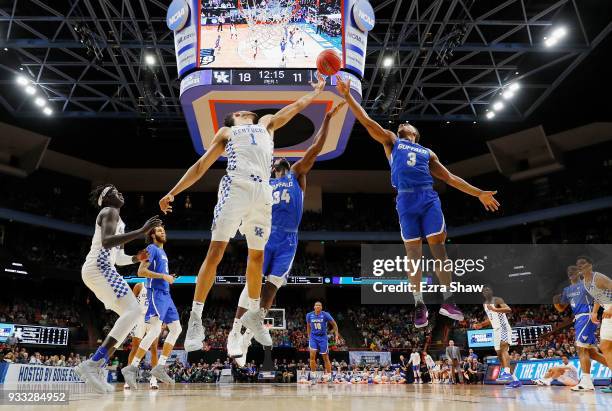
<box><xmin>316</xmin><ymin>49</ymin><xmax>342</xmax><ymax>76</ymax></box>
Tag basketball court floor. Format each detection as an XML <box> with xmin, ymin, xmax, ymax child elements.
<box><xmin>2</xmin><ymin>383</ymin><xmax>609</xmax><ymax>410</ymax></box>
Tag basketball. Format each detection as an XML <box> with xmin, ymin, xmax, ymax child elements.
<box><xmin>316</xmin><ymin>49</ymin><xmax>342</xmax><ymax>76</ymax></box>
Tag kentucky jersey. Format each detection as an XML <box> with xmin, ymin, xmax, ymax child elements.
<box><xmin>270</xmin><ymin>171</ymin><xmax>303</xmax><ymax>232</ymax></box>
<box><xmin>225</xmin><ymin>124</ymin><xmax>274</xmax><ymax>182</ymax></box>
<box><xmin>389</xmin><ymin>139</ymin><xmax>434</xmax><ymax>190</ymax></box>
<box><xmin>145</xmin><ymin>244</ymin><xmax>169</xmax><ymax>292</ymax></box>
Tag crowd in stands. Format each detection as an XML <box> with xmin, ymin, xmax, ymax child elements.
<box><xmin>0</xmin><ymin>346</ymin><xmax>86</xmax><ymax>367</ymax></box>
<box><xmin>0</xmin><ymin>296</ymin><xmax>83</xmax><ymax>329</ymax></box>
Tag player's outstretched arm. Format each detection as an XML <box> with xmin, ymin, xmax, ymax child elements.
<box><xmin>263</xmin><ymin>74</ymin><xmax>326</xmax><ymax>132</ymax></box>
<box><xmin>99</xmin><ymin>207</ymin><xmax>162</xmax><ymax>249</ymax></box>
<box><xmin>428</xmin><ymin>150</ymin><xmax>500</xmax><ymax>212</ymax></box>
<box><xmin>159</xmin><ymin>128</ymin><xmax>229</xmax><ymax>214</ymax></box>
<box><xmin>335</xmin><ymin>76</ymin><xmax>395</xmax><ymax>148</ymax></box>
<box><xmin>292</xmin><ymin>101</ymin><xmax>346</xmax><ymax>184</ymax></box>
<box><xmin>137</xmin><ymin>260</ymin><xmax>175</xmax><ymax>284</ymax></box>
<box><xmin>472</xmin><ymin>318</ymin><xmax>491</xmax><ymax>329</ymax></box>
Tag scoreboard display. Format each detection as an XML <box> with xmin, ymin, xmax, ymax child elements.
<box><xmin>210</xmin><ymin>69</ymin><xmax>318</xmax><ymax>86</ymax></box>
<box><xmin>0</xmin><ymin>323</ymin><xmax>69</xmax><ymax>346</ymax></box>
<box><xmin>467</xmin><ymin>325</ymin><xmax>552</xmax><ymax>348</ymax></box>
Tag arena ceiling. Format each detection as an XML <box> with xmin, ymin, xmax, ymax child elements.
<box><xmin>0</xmin><ymin>0</ymin><xmax>610</xmax><ymax>123</ymax></box>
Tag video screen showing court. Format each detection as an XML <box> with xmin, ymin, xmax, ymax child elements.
<box><xmin>199</xmin><ymin>0</ymin><xmax>343</xmax><ymax>68</ymax></box>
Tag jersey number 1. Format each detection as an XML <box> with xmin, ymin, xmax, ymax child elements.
<box><xmin>250</xmin><ymin>133</ymin><xmax>257</xmax><ymax>145</ymax></box>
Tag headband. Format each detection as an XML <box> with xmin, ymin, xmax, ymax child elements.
<box><xmin>98</xmin><ymin>186</ymin><xmax>112</xmax><ymax>207</ymax></box>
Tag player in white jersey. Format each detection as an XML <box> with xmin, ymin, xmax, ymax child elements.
<box><xmin>423</xmin><ymin>351</ymin><xmax>435</xmax><ymax>383</ymax></box>
<box><xmin>409</xmin><ymin>349</ymin><xmax>422</xmax><ymax>383</ymax></box>
<box><xmin>473</xmin><ymin>284</ymin><xmax>521</xmax><ymax>388</ymax></box>
<box><xmin>125</xmin><ymin>283</ymin><xmax>160</xmax><ymax>390</ymax></box>
<box><xmin>76</xmin><ymin>184</ymin><xmax>161</xmax><ymax>393</ymax></box>
<box><xmin>577</xmin><ymin>256</ymin><xmax>612</xmax><ymax>393</ymax></box>
<box><xmin>159</xmin><ymin>75</ymin><xmax>327</xmax><ymax>352</ymax></box>
<box><xmin>534</xmin><ymin>355</ymin><xmax>580</xmax><ymax>386</ymax></box>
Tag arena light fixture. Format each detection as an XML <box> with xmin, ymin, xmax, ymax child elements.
<box><xmin>486</xmin><ymin>111</ymin><xmax>495</xmax><ymax>119</ymax></box>
<box><xmin>502</xmin><ymin>90</ymin><xmax>515</xmax><ymax>100</ymax></box>
<box><xmin>34</xmin><ymin>97</ymin><xmax>46</xmax><ymax>107</ymax></box>
<box><xmin>145</xmin><ymin>54</ymin><xmax>156</xmax><ymax>66</ymax></box>
<box><xmin>544</xmin><ymin>37</ymin><xmax>558</xmax><ymax>47</ymax></box>
<box><xmin>24</xmin><ymin>85</ymin><xmax>36</xmax><ymax>95</ymax></box>
<box><xmin>551</xmin><ymin>27</ymin><xmax>567</xmax><ymax>40</ymax></box>
<box><xmin>43</xmin><ymin>107</ymin><xmax>53</xmax><ymax>116</ymax></box>
<box><xmin>16</xmin><ymin>76</ymin><xmax>29</xmax><ymax>86</ymax></box>
<box><xmin>492</xmin><ymin>101</ymin><xmax>505</xmax><ymax>111</ymax></box>
<box><xmin>508</xmin><ymin>83</ymin><xmax>520</xmax><ymax>92</ymax></box>
<box><xmin>383</xmin><ymin>57</ymin><xmax>393</xmax><ymax>67</ymax></box>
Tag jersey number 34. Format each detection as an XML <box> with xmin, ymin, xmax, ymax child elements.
<box><xmin>273</xmin><ymin>189</ymin><xmax>291</xmax><ymax>205</ymax></box>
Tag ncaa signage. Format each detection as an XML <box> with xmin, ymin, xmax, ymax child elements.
<box><xmin>167</xmin><ymin>0</ymin><xmax>190</xmax><ymax>31</ymax></box>
<box><xmin>352</xmin><ymin>0</ymin><xmax>375</xmax><ymax>32</ymax></box>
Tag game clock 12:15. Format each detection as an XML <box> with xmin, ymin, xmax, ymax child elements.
<box><xmin>211</xmin><ymin>69</ymin><xmax>316</xmax><ymax>86</ymax></box>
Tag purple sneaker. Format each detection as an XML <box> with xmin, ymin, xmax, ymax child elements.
<box><xmin>414</xmin><ymin>302</ymin><xmax>429</xmax><ymax>328</ymax></box>
<box><xmin>505</xmin><ymin>380</ymin><xmax>522</xmax><ymax>389</ymax></box>
<box><xmin>439</xmin><ymin>303</ymin><xmax>464</xmax><ymax>321</ymax></box>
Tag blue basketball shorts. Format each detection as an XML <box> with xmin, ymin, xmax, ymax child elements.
<box><xmin>574</xmin><ymin>314</ymin><xmax>598</xmax><ymax>348</ymax></box>
<box><xmin>396</xmin><ymin>189</ymin><xmax>446</xmax><ymax>242</ymax></box>
<box><xmin>263</xmin><ymin>229</ymin><xmax>298</xmax><ymax>279</ymax></box>
<box><xmin>309</xmin><ymin>335</ymin><xmax>329</xmax><ymax>354</ymax></box>
<box><xmin>145</xmin><ymin>288</ymin><xmax>180</xmax><ymax>324</ymax></box>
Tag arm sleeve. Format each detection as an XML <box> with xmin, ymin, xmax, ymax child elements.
<box><xmin>115</xmin><ymin>248</ymin><xmax>134</xmax><ymax>266</ymax></box>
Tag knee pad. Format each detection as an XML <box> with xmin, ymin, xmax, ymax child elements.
<box><xmin>267</xmin><ymin>275</ymin><xmax>285</xmax><ymax>289</ymax></box>
<box><xmin>165</xmin><ymin>320</ymin><xmax>182</xmax><ymax>346</ymax></box>
<box><xmin>238</xmin><ymin>285</ymin><xmax>249</xmax><ymax>309</ymax></box>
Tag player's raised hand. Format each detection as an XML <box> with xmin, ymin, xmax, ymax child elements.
<box><xmin>141</xmin><ymin>215</ymin><xmax>162</xmax><ymax>233</ymax></box>
<box><xmin>135</xmin><ymin>249</ymin><xmax>149</xmax><ymax>262</ymax></box>
<box><xmin>478</xmin><ymin>190</ymin><xmax>500</xmax><ymax>212</ymax></box>
<box><xmin>159</xmin><ymin>193</ymin><xmax>174</xmax><ymax>214</ymax></box>
<box><xmin>326</xmin><ymin>101</ymin><xmax>346</xmax><ymax>119</ymax></box>
<box><xmin>335</xmin><ymin>76</ymin><xmax>351</xmax><ymax>97</ymax></box>
<box><xmin>163</xmin><ymin>274</ymin><xmax>175</xmax><ymax>285</ymax></box>
<box><xmin>310</xmin><ymin>73</ymin><xmax>326</xmax><ymax>92</ymax></box>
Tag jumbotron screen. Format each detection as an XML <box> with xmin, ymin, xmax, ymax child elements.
<box><xmin>199</xmin><ymin>0</ymin><xmax>342</xmax><ymax>68</ymax></box>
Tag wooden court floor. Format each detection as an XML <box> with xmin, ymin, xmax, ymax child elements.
<box><xmin>2</xmin><ymin>383</ymin><xmax>610</xmax><ymax>411</ymax></box>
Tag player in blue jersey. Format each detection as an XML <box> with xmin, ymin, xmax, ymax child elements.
<box><xmin>554</xmin><ymin>265</ymin><xmax>608</xmax><ymax>391</ymax></box>
<box><xmin>307</xmin><ymin>301</ymin><xmax>341</xmax><ymax>381</ymax></box>
<box><xmin>336</xmin><ymin>77</ymin><xmax>500</xmax><ymax>328</ymax></box>
<box><xmin>228</xmin><ymin>102</ymin><xmax>346</xmax><ymax>364</ymax></box>
<box><xmin>121</xmin><ymin>226</ymin><xmax>182</xmax><ymax>389</ymax></box>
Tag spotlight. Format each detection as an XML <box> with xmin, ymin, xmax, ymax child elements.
<box><xmin>473</xmin><ymin>121</ymin><xmax>477</xmax><ymax>124</ymax></box>
<box><xmin>16</xmin><ymin>76</ymin><xmax>29</xmax><ymax>86</ymax></box>
<box><xmin>551</xmin><ymin>27</ymin><xmax>567</xmax><ymax>39</ymax></box>
<box><xmin>3</xmin><ymin>47</ymin><xmax>7</xmax><ymax>51</ymax></box>
<box><xmin>34</xmin><ymin>97</ymin><xmax>46</xmax><ymax>107</ymax></box>
<box><xmin>383</xmin><ymin>57</ymin><xmax>393</xmax><ymax>68</ymax></box>
<box><xmin>509</xmin><ymin>83</ymin><xmax>520</xmax><ymax>92</ymax></box>
<box><xmin>544</xmin><ymin>37</ymin><xmax>558</xmax><ymax>47</ymax></box>
<box><xmin>445</xmin><ymin>121</ymin><xmax>450</xmax><ymax>124</ymax></box>
<box><xmin>25</xmin><ymin>85</ymin><xmax>36</xmax><ymax>95</ymax></box>
<box><xmin>493</xmin><ymin>101</ymin><xmax>504</xmax><ymax>111</ymax></box>
<box><xmin>502</xmin><ymin>90</ymin><xmax>515</xmax><ymax>100</ymax></box>
<box><xmin>43</xmin><ymin>107</ymin><xmax>53</xmax><ymax>116</ymax></box>
<box><xmin>486</xmin><ymin>111</ymin><xmax>495</xmax><ymax>119</ymax></box>
<box><xmin>145</xmin><ymin>54</ymin><xmax>156</xmax><ymax>66</ymax></box>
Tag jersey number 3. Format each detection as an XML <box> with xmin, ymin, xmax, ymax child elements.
<box><xmin>407</xmin><ymin>152</ymin><xmax>417</xmax><ymax>167</ymax></box>
<box><xmin>273</xmin><ymin>189</ymin><xmax>291</xmax><ymax>204</ymax></box>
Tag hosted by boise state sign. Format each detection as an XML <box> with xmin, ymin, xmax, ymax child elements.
<box><xmin>0</xmin><ymin>363</ymin><xmax>108</xmax><ymax>383</ymax></box>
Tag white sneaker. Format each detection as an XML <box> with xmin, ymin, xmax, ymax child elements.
<box><xmin>98</xmin><ymin>367</ymin><xmax>114</xmax><ymax>392</ymax></box>
<box><xmin>74</xmin><ymin>359</ymin><xmax>108</xmax><ymax>394</ymax></box>
<box><xmin>149</xmin><ymin>376</ymin><xmax>159</xmax><ymax>389</ymax></box>
<box><xmin>571</xmin><ymin>382</ymin><xmax>595</xmax><ymax>391</ymax></box>
<box><xmin>227</xmin><ymin>330</ymin><xmax>243</xmax><ymax>358</ymax></box>
<box><xmin>235</xmin><ymin>329</ymin><xmax>253</xmax><ymax>367</ymax></box>
<box><xmin>151</xmin><ymin>364</ymin><xmax>175</xmax><ymax>384</ymax></box>
<box><xmin>184</xmin><ymin>311</ymin><xmax>205</xmax><ymax>352</ymax></box>
<box><xmin>121</xmin><ymin>364</ymin><xmax>139</xmax><ymax>390</ymax></box>
<box><xmin>241</xmin><ymin>309</ymin><xmax>272</xmax><ymax>347</ymax></box>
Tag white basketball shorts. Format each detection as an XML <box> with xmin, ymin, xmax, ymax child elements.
<box><xmin>211</xmin><ymin>175</ymin><xmax>272</xmax><ymax>250</ymax></box>
<box><xmin>81</xmin><ymin>252</ymin><xmax>136</xmax><ymax>314</ymax></box>
<box><xmin>493</xmin><ymin>327</ymin><xmax>512</xmax><ymax>351</ymax></box>
<box><xmin>601</xmin><ymin>316</ymin><xmax>612</xmax><ymax>342</ymax></box>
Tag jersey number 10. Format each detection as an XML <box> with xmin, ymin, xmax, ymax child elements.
<box><xmin>273</xmin><ymin>189</ymin><xmax>291</xmax><ymax>204</ymax></box>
